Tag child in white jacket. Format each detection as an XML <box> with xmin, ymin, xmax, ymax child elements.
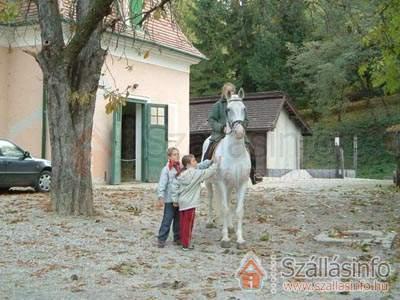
<box><xmin>156</xmin><ymin>147</ymin><xmax>182</xmax><ymax>248</ymax></box>
<box><xmin>171</xmin><ymin>154</ymin><xmax>219</xmax><ymax>250</ymax></box>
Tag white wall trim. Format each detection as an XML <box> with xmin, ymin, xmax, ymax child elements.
<box><xmin>127</xmin><ymin>95</ymin><xmax>150</xmax><ymax>103</ymax></box>
<box><xmin>103</xmin><ymin>33</ymin><xmax>199</xmax><ymax>73</ymax></box>
<box><xmin>0</xmin><ymin>24</ymin><xmax>202</xmax><ymax>73</ymax></box>
<box><xmin>0</xmin><ymin>25</ymin><xmax>41</xmax><ymax>49</ymax></box>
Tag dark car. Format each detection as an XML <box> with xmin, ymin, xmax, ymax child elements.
<box><xmin>0</xmin><ymin>139</ymin><xmax>51</xmax><ymax>192</ymax></box>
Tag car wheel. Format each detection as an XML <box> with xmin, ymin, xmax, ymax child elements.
<box><xmin>0</xmin><ymin>187</ymin><xmax>9</xmax><ymax>194</ymax></box>
<box><xmin>36</xmin><ymin>171</ymin><xmax>51</xmax><ymax>192</ymax></box>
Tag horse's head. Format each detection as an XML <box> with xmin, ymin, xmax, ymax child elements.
<box><xmin>226</xmin><ymin>88</ymin><xmax>246</xmax><ymax>140</ymax></box>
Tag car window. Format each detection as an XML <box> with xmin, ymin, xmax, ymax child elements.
<box><xmin>0</xmin><ymin>140</ymin><xmax>23</xmax><ymax>158</ymax></box>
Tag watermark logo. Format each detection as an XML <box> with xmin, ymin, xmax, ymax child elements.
<box><xmin>281</xmin><ymin>255</ymin><xmax>391</xmax><ymax>280</ymax></box>
<box><xmin>235</xmin><ymin>251</ymin><xmax>267</xmax><ymax>290</ymax></box>
<box><xmin>236</xmin><ymin>253</ymin><xmax>391</xmax><ymax>293</ymax></box>
<box><xmin>280</xmin><ymin>255</ymin><xmax>391</xmax><ymax>293</ymax></box>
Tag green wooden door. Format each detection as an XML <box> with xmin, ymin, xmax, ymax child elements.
<box><xmin>143</xmin><ymin>104</ymin><xmax>168</xmax><ymax>182</ymax></box>
<box><xmin>111</xmin><ymin>105</ymin><xmax>122</xmax><ymax>184</ymax></box>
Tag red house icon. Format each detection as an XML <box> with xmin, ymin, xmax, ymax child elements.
<box><xmin>235</xmin><ymin>252</ymin><xmax>267</xmax><ymax>290</ymax></box>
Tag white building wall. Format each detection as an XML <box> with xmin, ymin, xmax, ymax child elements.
<box><xmin>267</xmin><ymin>109</ymin><xmax>302</xmax><ymax>169</ymax></box>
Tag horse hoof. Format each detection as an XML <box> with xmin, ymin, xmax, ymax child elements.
<box><xmin>236</xmin><ymin>242</ymin><xmax>247</xmax><ymax>250</ymax></box>
<box><xmin>220</xmin><ymin>240</ymin><xmax>231</xmax><ymax>248</ymax></box>
<box><xmin>206</xmin><ymin>222</ymin><xmax>217</xmax><ymax>229</ymax></box>
<box><xmin>228</xmin><ymin>227</ymin><xmax>235</xmax><ymax>234</ymax></box>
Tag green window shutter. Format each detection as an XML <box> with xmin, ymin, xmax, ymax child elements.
<box><xmin>143</xmin><ymin>104</ymin><xmax>168</xmax><ymax>182</ymax></box>
<box><xmin>111</xmin><ymin>105</ymin><xmax>122</xmax><ymax>184</ymax></box>
<box><xmin>130</xmin><ymin>0</ymin><xmax>143</xmax><ymax>27</ymax></box>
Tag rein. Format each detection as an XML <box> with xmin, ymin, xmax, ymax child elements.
<box><xmin>227</xmin><ymin>120</ymin><xmax>245</xmax><ymax>133</ymax></box>
<box><xmin>225</xmin><ymin>97</ymin><xmax>246</xmax><ymax>134</ymax></box>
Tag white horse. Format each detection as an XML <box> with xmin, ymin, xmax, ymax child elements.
<box><xmin>201</xmin><ymin>89</ymin><xmax>251</xmax><ymax>249</ymax></box>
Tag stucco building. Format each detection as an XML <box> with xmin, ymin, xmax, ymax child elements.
<box><xmin>0</xmin><ymin>0</ymin><xmax>204</xmax><ymax>183</ymax></box>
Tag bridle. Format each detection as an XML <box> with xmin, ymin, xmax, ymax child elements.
<box><xmin>225</xmin><ymin>97</ymin><xmax>246</xmax><ymax>134</ymax></box>
<box><xmin>228</xmin><ymin>120</ymin><xmax>245</xmax><ymax>132</ymax></box>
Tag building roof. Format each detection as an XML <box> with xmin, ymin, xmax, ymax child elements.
<box><xmin>0</xmin><ymin>0</ymin><xmax>205</xmax><ymax>59</ymax></box>
<box><xmin>140</xmin><ymin>1</ymin><xmax>204</xmax><ymax>59</ymax></box>
<box><xmin>237</xmin><ymin>258</ymin><xmax>267</xmax><ymax>276</ymax></box>
<box><xmin>235</xmin><ymin>252</ymin><xmax>267</xmax><ymax>278</ymax></box>
<box><xmin>190</xmin><ymin>91</ymin><xmax>312</xmax><ymax>136</ymax></box>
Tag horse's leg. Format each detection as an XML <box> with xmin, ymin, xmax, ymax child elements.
<box><xmin>205</xmin><ymin>182</ymin><xmax>216</xmax><ymax>228</ymax></box>
<box><xmin>236</xmin><ymin>183</ymin><xmax>248</xmax><ymax>249</ymax></box>
<box><xmin>219</xmin><ymin>183</ymin><xmax>231</xmax><ymax>248</ymax></box>
<box><xmin>227</xmin><ymin>190</ymin><xmax>235</xmax><ymax>234</ymax></box>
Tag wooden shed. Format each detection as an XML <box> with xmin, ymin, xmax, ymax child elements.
<box><xmin>190</xmin><ymin>91</ymin><xmax>312</xmax><ymax>176</ymax></box>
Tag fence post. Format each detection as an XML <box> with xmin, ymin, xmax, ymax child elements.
<box><xmin>335</xmin><ymin>136</ymin><xmax>341</xmax><ymax>178</ymax></box>
<box><xmin>396</xmin><ymin>132</ymin><xmax>400</xmax><ymax>187</ymax></box>
<box><xmin>340</xmin><ymin>148</ymin><xmax>345</xmax><ymax>178</ymax></box>
<box><xmin>353</xmin><ymin>135</ymin><xmax>358</xmax><ymax>178</ymax></box>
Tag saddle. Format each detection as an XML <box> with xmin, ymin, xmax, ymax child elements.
<box><xmin>204</xmin><ymin>139</ymin><xmax>251</xmax><ymax>161</ymax></box>
<box><xmin>203</xmin><ymin>140</ymin><xmax>220</xmax><ymax>161</ymax></box>
<box><xmin>203</xmin><ymin>137</ymin><xmax>262</xmax><ymax>184</ymax></box>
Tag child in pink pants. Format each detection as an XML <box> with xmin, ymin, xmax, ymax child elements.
<box><xmin>172</xmin><ymin>154</ymin><xmax>219</xmax><ymax>250</ymax></box>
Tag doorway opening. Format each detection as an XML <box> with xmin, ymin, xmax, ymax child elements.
<box><xmin>121</xmin><ymin>103</ymin><xmax>135</xmax><ymax>182</ymax></box>
<box><xmin>120</xmin><ymin>102</ymin><xmax>142</xmax><ymax>182</ymax></box>
<box><xmin>111</xmin><ymin>100</ymin><xmax>168</xmax><ymax>184</ymax></box>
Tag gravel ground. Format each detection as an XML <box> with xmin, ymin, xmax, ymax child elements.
<box><xmin>0</xmin><ymin>177</ymin><xmax>399</xmax><ymax>300</ymax></box>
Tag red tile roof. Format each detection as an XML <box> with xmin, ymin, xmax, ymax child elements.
<box><xmin>141</xmin><ymin>1</ymin><xmax>204</xmax><ymax>58</ymax></box>
<box><xmin>0</xmin><ymin>0</ymin><xmax>205</xmax><ymax>59</ymax></box>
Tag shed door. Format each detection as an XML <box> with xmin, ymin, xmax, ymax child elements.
<box><xmin>143</xmin><ymin>104</ymin><xmax>168</xmax><ymax>182</ymax></box>
<box><xmin>248</xmin><ymin>132</ymin><xmax>266</xmax><ymax>176</ymax></box>
<box><xmin>111</xmin><ymin>105</ymin><xmax>122</xmax><ymax>184</ymax></box>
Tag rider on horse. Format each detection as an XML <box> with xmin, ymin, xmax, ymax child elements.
<box><xmin>203</xmin><ymin>83</ymin><xmax>262</xmax><ymax>185</ymax></box>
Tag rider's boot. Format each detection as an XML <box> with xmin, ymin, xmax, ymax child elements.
<box><xmin>248</xmin><ymin>143</ymin><xmax>263</xmax><ymax>185</ymax></box>
<box><xmin>204</xmin><ymin>140</ymin><xmax>217</xmax><ymax>160</ymax></box>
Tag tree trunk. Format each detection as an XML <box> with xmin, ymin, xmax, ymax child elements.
<box><xmin>33</xmin><ymin>0</ymin><xmax>172</xmax><ymax>215</ymax></box>
<box><xmin>38</xmin><ymin>33</ymin><xmax>105</xmax><ymax>216</ymax></box>
<box><xmin>47</xmin><ymin>92</ymin><xmax>95</xmax><ymax>215</ymax></box>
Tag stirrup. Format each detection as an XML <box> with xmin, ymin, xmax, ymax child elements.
<box><xmin>251</xmin><ymin>174</ymin><xmax>263</xmax><ymax>185</ymax></box>
<box><xmin>255</xmin><ymin>174</ymin><xmax>263</xmax><ymax>182</ymax></box>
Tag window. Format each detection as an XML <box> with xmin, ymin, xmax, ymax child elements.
<box><xmin>151</xmin><ymin>107</ymin><xmax>165</xmax><ymax>126</ymax></box>
<box><xmin>0</xmin><ymin>141</ymin><xmax>23</xmax><ymax>158</ymax></box>
<box><xmin>130</xmin><ymin>0</ymin><xmax>143</xmax><ymax>27</ymax></box>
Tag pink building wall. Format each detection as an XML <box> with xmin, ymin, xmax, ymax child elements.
<box><xmin>0</xmin><ymin>47</ymin><xmax>43</xmax><ymax>157</ymax></box>
<box><xmin>1</xmin><ymin>47</ymin><xmax>192</xmax><ymax>183</ymax></box>
<box><xmin>0</xmin><ymin>47</ymin><xmax>9</xmax><ymax>138</ymax></box>
<box><xmin>92</xmin><ymin>54</ymin><xmax>190</xmax><ymax>182</ymax></box>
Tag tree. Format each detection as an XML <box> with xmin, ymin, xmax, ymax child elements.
<box><xmin>181</xmin><ymin>0</ymin><xmax>309</xmax><ymax>97</ymax></box>
<box><xmin>182</xmin><ymin>0</ymin><xmax>234</xmax><ymax>96</ymax></box>
<box><xmin>286</xmin><ymin>0</ymin><xmax>386</xmax><ymax>115</ymax></box>
<box><xmin>1</xmin><ymin>0</ymin><xmax>173</xmax><ymax>216</ymax></box>
<box><xmin>363</xmin><ymin>0</ymin><xmax>400</xmax><ymax>94</ymax></box>
<box><xmin>246</xmin><ymin>0</ymin><xmax>309</xmax><ymax>94</ymax></box>
<box><xmin>385</xmin><ymin>124</ymin><xmax>400</xmax><ymax>186</ymax></box>
<box><xmin>287</xmin><ymin>35</ymin><xmax>369</xmax><ymax>120</ymax></box>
